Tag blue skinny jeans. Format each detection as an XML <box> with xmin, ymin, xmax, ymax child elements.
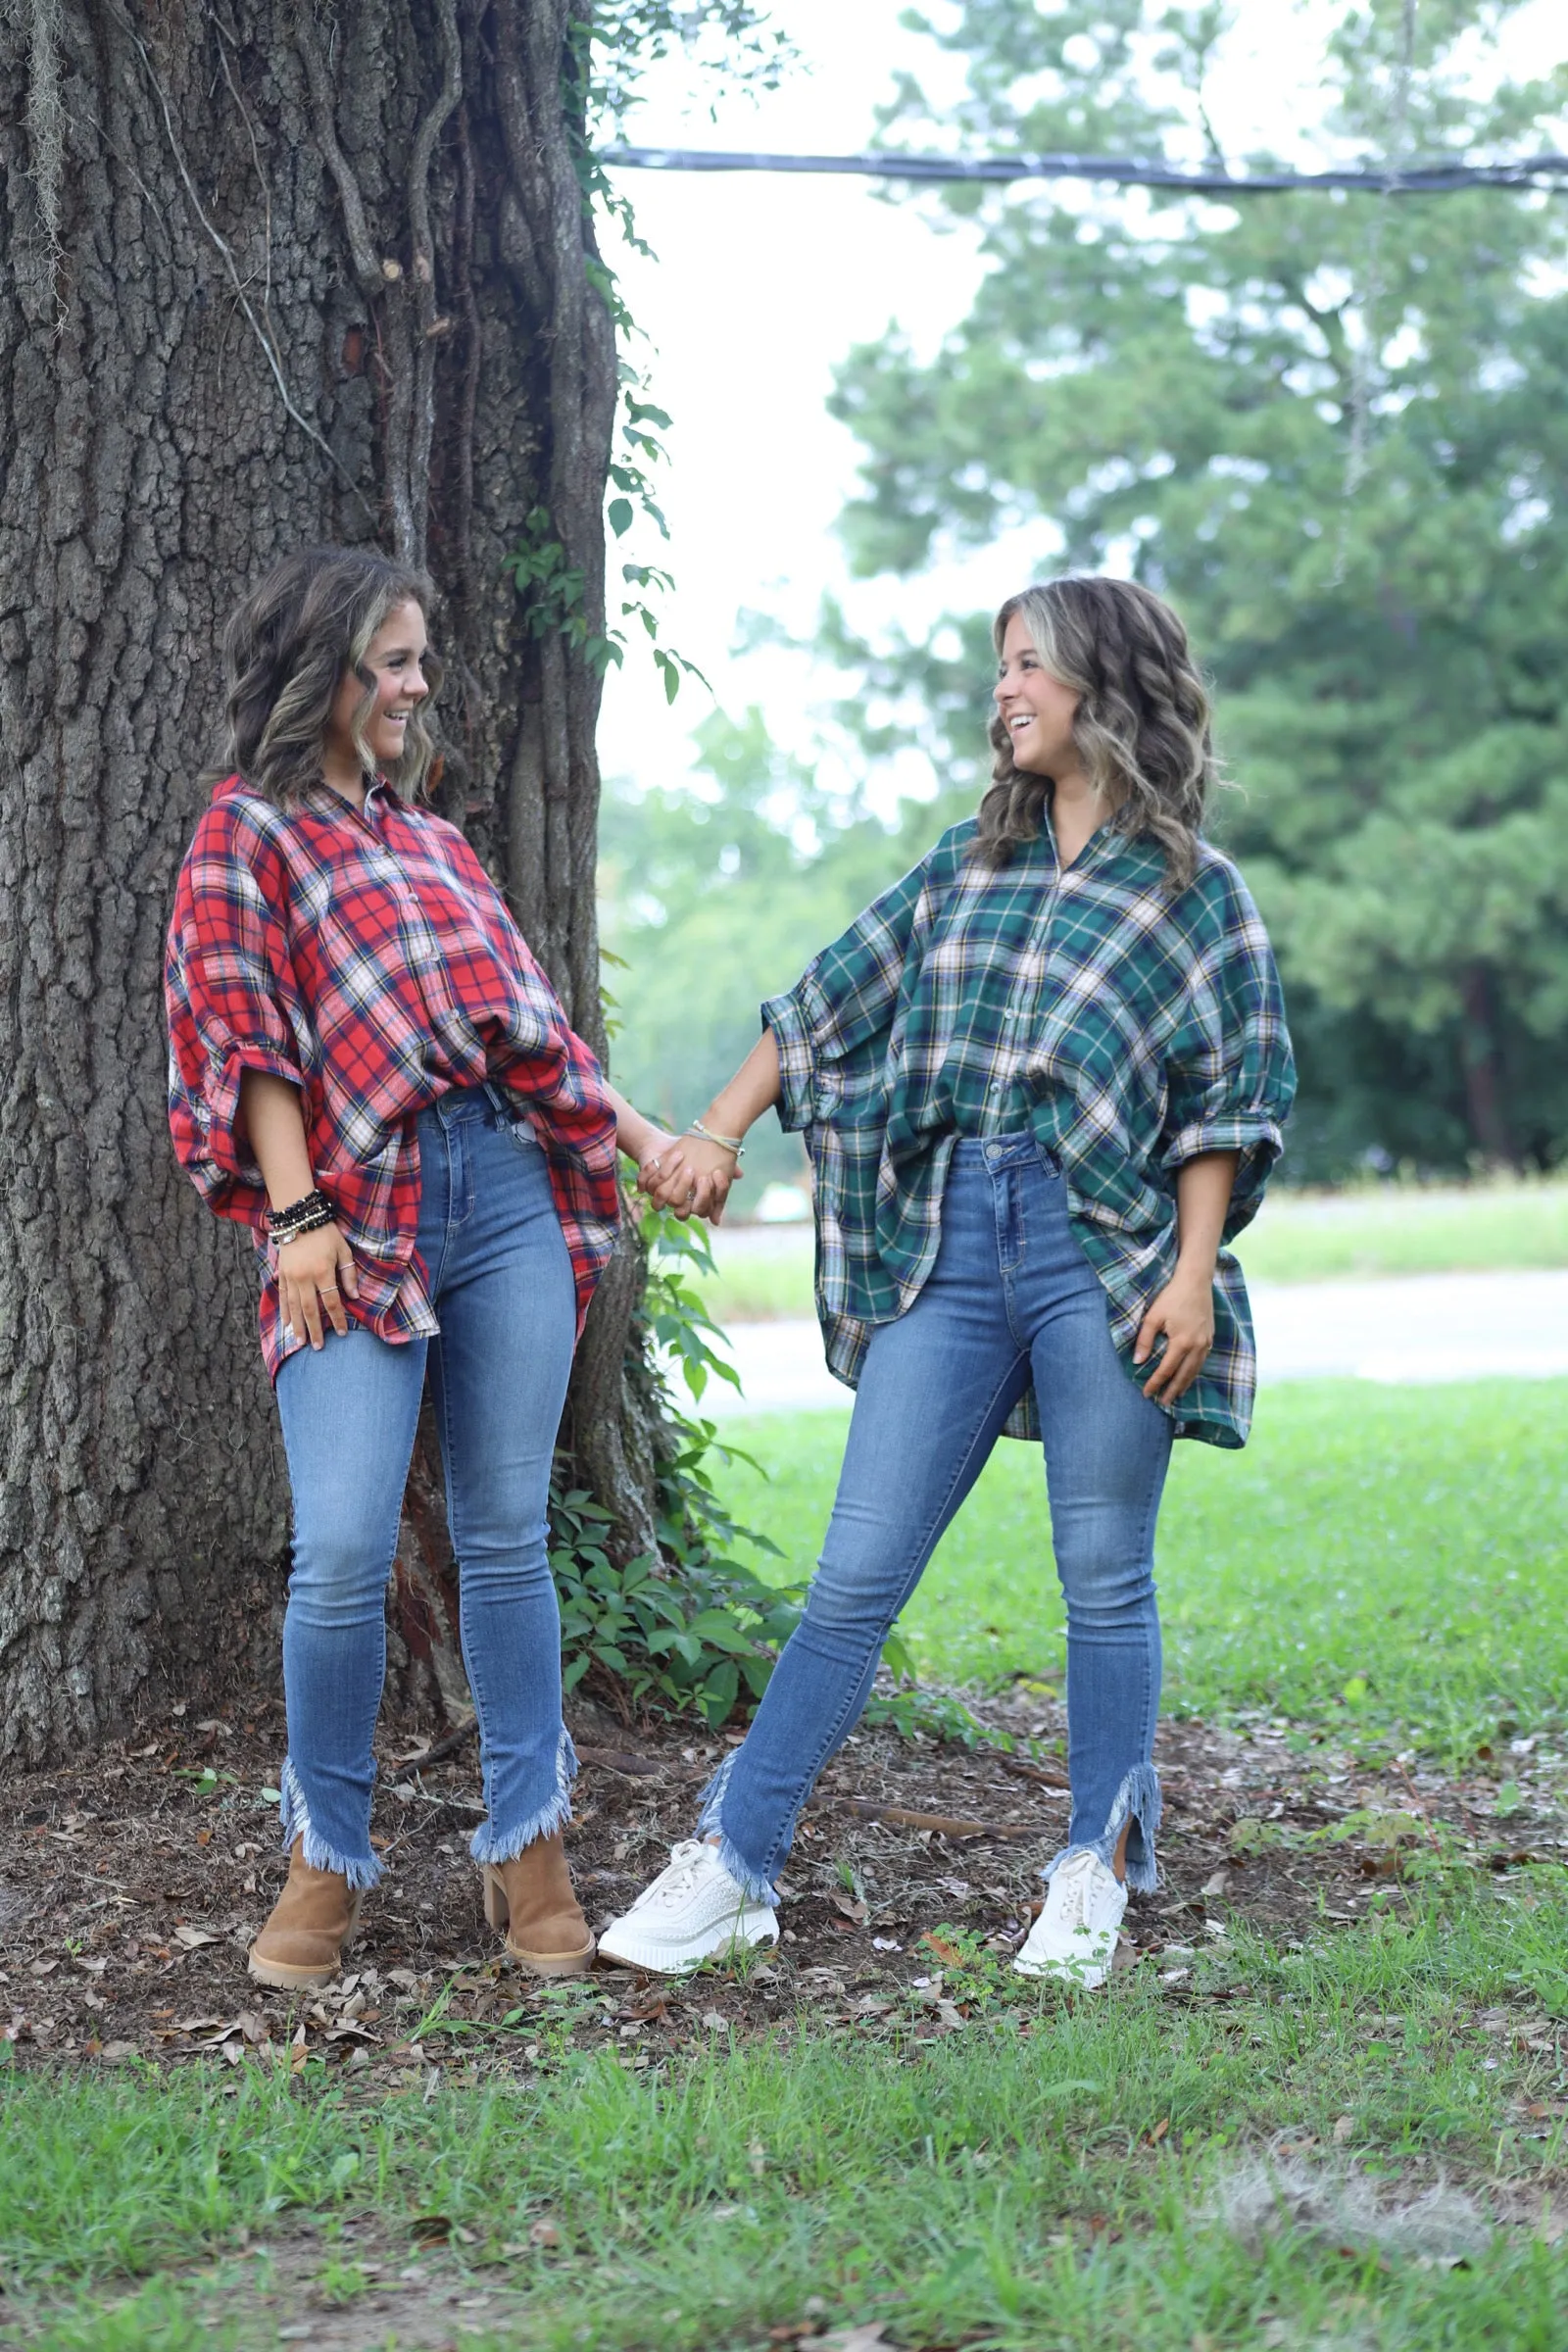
<box><xmin>273</xmin><ymin>1086</ymin><xmax>578</xmax><ymax>1887</ymax></box>
<box><xmin>700</xmin><ymin>1136</ymin><xmax>1173</xmax><ymax>1898</ymax></box>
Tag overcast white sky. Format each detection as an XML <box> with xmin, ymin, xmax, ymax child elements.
<box><xmin>594</xmin><ymin>0</ymin><xmax>1564</xmax><ymax>811</ymax></box>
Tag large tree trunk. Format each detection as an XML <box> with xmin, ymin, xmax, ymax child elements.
<box><xmin>0</xmin><ymin>0</ymin><xmax>662</xmax><ymax>1762</ymax></box>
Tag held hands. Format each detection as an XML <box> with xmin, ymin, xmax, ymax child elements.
<box><xmin>636</xmin><ymin>1133</ymin><xmax>743</xmax><ymax>1224</ymax></box>
<box><xmin>1133</xmin><ymin>1258</ymin><xmax>1216</xmax><ymax>1404</ymax></box>
<box><xmin>277</xmin><ymin>1222</ymin><xmax>359</xmax><ymax>1350</ymax></box>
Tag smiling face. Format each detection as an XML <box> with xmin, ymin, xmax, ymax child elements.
<box><xmin>323</xmin><ymin>598</ymin><xmax>431</xmax><ymax>794</ymax></box>
<box><xmin>993</xmin><ymin>610</ymin><xmax>1081</xmax><ymax>779</ymax></box>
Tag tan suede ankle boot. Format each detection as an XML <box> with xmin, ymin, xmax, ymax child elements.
<box><xmin>248</xmin><ymin>1839</ymin><xmax>363</xmax><ymax>1990</ymax></box>
<box><xmin>482</xmin><ymin>1832</ymin><xmax>595</xmax><ymax>1975</ymax></box>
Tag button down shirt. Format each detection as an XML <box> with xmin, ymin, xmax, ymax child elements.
<box><xmin>763</xmin><ymin>814</ymin><xmax>1295</xmax><ymax>1448</ymax></box>
<box><xmin>166</xmin><ymin>776</ymin><xmax>618</xmax><ymax>1380</ymax></box>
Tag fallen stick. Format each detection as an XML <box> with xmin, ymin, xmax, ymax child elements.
<box><xmin>400</xmin><ymin>1724</ymin><xmax>682</xmax><ymax>1780</ymax></box>
<box><xmin>996</xmin><ymin>1755</ymin><xmax>1071</xmax><ymax>1793</ymax></box>
<box><xmin>815</xmin><ymin>1796</ymin><xmax>1037</xmax><ymax>1839</ymax></box>
<box><xmin>400</xmin><ymin>1719</ymin><xmax>478</xmax><ymax>1773</ymax></box>
<box><xmin>578</xmin><ymin>1746</ymin><xmax>670</xmax><ymax>1780</ymax></box>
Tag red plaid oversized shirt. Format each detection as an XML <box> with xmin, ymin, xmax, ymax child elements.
<box><xmin>166</xmin><ymin>776</ymin><xmax>619</xmax><ymax>1380</ymax></box>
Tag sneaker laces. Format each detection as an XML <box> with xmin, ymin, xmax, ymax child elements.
<box><xmin>1049</xmin><ymin>1849</ymin><xmax>1102</xmax><ymax>1934</ymax></box>
<box><xmin>644</xmin><ymin>1838</ymin><xmax>722</xmax><ymax>1912</ymax></box>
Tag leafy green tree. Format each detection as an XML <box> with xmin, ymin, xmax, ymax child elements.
<box><xmin>602</xmin><ymin>709</ymin><xmax>972</xmax><ymax>1189</ymax></box>
<box><xmin>825</xmin><ymin>0</ymin><xmax>1568</xmax><ymax>1174</ymax></box>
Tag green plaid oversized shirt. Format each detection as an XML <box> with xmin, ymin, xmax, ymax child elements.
<box><xmin>762</xmin><ymin>814</ymin><xmax>1295</xmax><ymax>1448</ymax></box>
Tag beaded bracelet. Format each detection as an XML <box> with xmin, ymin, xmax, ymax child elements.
<box><xmin>269</xmin><ymin>1188</ymin><xmax>335</xmax><ymax>1243</ymax></box>
<box><xmin>684</xmin><ymin>1118</ymin><xmax>745</xmax><ymax>1161</ymax></box>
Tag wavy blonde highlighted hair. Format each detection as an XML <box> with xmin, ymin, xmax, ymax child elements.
<box><xmin>205</xmin><ymin>545</ymin><xmax>443</xmax><ymax>808</ymax></box>
<box><xmin>976</xmin><ymin>575</ymin><xmax>1214</xmax><ymax>890</ymax></box>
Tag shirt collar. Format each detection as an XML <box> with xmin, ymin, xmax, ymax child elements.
<box><xmin>1040</xmin><ymin>805</ymin><xmax>1111</xmax><ymax>875</ymax></box>
<box><xmin>298</xmin><ymin>776</ymin><xmax>394</xmax><ymax>826</ymax></box>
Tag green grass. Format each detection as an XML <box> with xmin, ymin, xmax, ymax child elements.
<box><xmin>7</xmin><ymin>1890</ymin><xmax>1568</xmax><ymax>2349</ymax></box>
<box><xmin>1236</xmin><ymin>1180</ymin><xmax>1568</xmax><ymax>1286</ymax></box>
<box><xmin>716</xmin><ymin>1381</ymin><xmax>1568</xmax><ymax>1758</ymax></box>
<box><xmin>704</xmin><ymin>1180</ymin><xmax>1568</xmax><ymax>1321</ymax></box>
<box><xmin>12</xmin><ymin>1377</ymin><xmax>1568</xmax><ymax>2347</ymax></box>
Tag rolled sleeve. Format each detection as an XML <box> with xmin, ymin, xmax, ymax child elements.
<box><xmin>166</xmin><ymin>804</ymin><xmax>309</xmax><ymax>1223</ymax></box>
<box><xmin>1161</xmin><ymin>863</ymin><xmax>1296</xmax><ymax>1239</ymax></box>
<box><xmin>1162</xmin><ymin>1103</ymin><xmax>1287</xmax><ymax>1236</ymax></box>
<box><xmin>761</xmin><ymin>982</ymin><xmax>822</xmax><ymax>1133</ymax></box>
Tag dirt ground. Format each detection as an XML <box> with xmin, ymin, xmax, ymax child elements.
<box><xmin>4</xmin><ymin>1685</ymin><xmax>1562</xmax><ymax>2074</ymax></box>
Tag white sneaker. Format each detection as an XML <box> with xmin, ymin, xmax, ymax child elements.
<box><xmin>1012</xmin><ymin>1849</ymin><xmax>1127</xmax><ymax>1988</ymax></box>
<box><xmin>596</xmin><ymin>1839</ymin><xmax>780</xmax><ymax>1974</ymax></box>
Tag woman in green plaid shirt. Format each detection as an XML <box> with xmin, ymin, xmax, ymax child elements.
<box><xmin>601</xmin><ymin>576</ymin><xmax>1296</xmax><ymax>1987</ymax></box>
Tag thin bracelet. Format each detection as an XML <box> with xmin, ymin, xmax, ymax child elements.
<box><xmin>685</xmin><ymin>1117</ymin><xmax>745</xmax><ymax>1160</ymax></box>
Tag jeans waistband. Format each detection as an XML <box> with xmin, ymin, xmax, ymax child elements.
<box><xmin>422</xmin><ymin>1081</ymin><xmax>517</xmax><ymax>1130</ymax></box>
<box><xmin>951</xmin><ymin>1133</ymin><xmax>1061</xmax><ymax>1176</ymax></box>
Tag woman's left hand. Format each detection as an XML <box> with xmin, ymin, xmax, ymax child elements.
<box><xmin>1133</xmin><ymin>1262</ymin><xmax>1216</xmax><ymax>1403</ymax></box>
<box><xmin>637</xmin><ymin>1133</ymin><xmax>739</xmax><ymax>1222</ymax></box>
<box><xmin>633</xmin><ymin>1127</ymin><xmax>681</xmax><ymax>1198</ymax></box>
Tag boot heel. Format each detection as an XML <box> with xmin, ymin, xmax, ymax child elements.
<box><xmin>481</xmin><ymin>1864</ymin><xmax>510</xmax><ymax>1933</ymax></box>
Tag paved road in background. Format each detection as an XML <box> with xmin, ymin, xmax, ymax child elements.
<box><xmin>695</xmin><ymin>1269</ymin><xmax>1568</xmax><ymax>1418</ymax></box>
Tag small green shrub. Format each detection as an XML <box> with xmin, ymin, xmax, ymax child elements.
<box><xmin>551</xmin><ymin>1207</ymin><xmax>802</xmax><ymax>1726</ymax></box>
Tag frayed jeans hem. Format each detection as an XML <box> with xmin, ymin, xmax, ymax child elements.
<box><xmin>279</xmin><ymin>1758</ymin><xmax>384</xmax><ymax>1891</ymax></box>
<box><xmin>696</xmin><ymin>1755</ymin><xmax>780</xmax><ymax>1910</ymax></box>
<box><xmin>1042</xmin><ymin>1763</ymin><xmax>1161</xmax><ymax>1896</ymax></box>
<box><xmin>468</xmin><ymin>1728</ymin><xmax>579</xmax><ymax>1867</ymax></box>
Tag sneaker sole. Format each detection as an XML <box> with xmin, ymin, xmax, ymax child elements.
<box><xmin>596</xmin><ymin>1909</ymin><xmax>778</xmax><ymax>1975</ymax></box>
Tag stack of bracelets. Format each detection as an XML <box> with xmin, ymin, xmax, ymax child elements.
<box><xmin>268</xmin><ymin>1188</ymin><xmax>335</xmax><ymax>1245</ymax></box>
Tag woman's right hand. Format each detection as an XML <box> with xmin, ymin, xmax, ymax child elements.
<box><xmin>637</xmin><ymin>1135</ymin><xmax>743</xmax><ymax>1224</ymax></box>
<box><xmin>277</xmin><ymin>1223</ymin><xmax>360</xmax><ymax>1348</ymax></box>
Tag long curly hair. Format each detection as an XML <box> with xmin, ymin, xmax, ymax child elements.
<box><xmin>974</xmin><ymin>575</ymin><xmax>1214</xmax><ymax>889</ymax></box>
<box><xmin>204</xmin><ymin>545</ymin><xmax>443</xmax><ymax>807</ymax></box>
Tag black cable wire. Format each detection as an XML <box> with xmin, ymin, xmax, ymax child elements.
<box><xmin>599</xmin><ymin>145</ymin><xmax>1568</xmax><ymax>196</ymax></box>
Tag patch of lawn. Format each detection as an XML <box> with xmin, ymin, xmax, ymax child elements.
<box><xmin>716</xmin><ymin>1381</ymin><xmax>1568</xmax><ymax>1758</ymax></box>
<box><xmin>5</xmin><ymin>1887</ymin><xmax>1568</xmax><ymax>2349</ymax></box>
<box><xmin>1237</xmin><ymin>1180</ymin><xmax>1568</xmax><ymax>1286</ymax></box>
<box><xmin>704</xmin><ymin>1181</ymin><xmax>1568</xmax><ymax>1320</ymax></box>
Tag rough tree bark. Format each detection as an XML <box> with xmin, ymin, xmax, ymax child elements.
<box><xmin>0</xmin><ymin>0</ymin><xmax>664</xmax><ymax>1761</ymax></box>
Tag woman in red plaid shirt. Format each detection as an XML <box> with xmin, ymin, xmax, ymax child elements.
<box><xmin>167</xmin><ymin>546</ymin><xmax>674</xmax><ymax>1989</ymax></box>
